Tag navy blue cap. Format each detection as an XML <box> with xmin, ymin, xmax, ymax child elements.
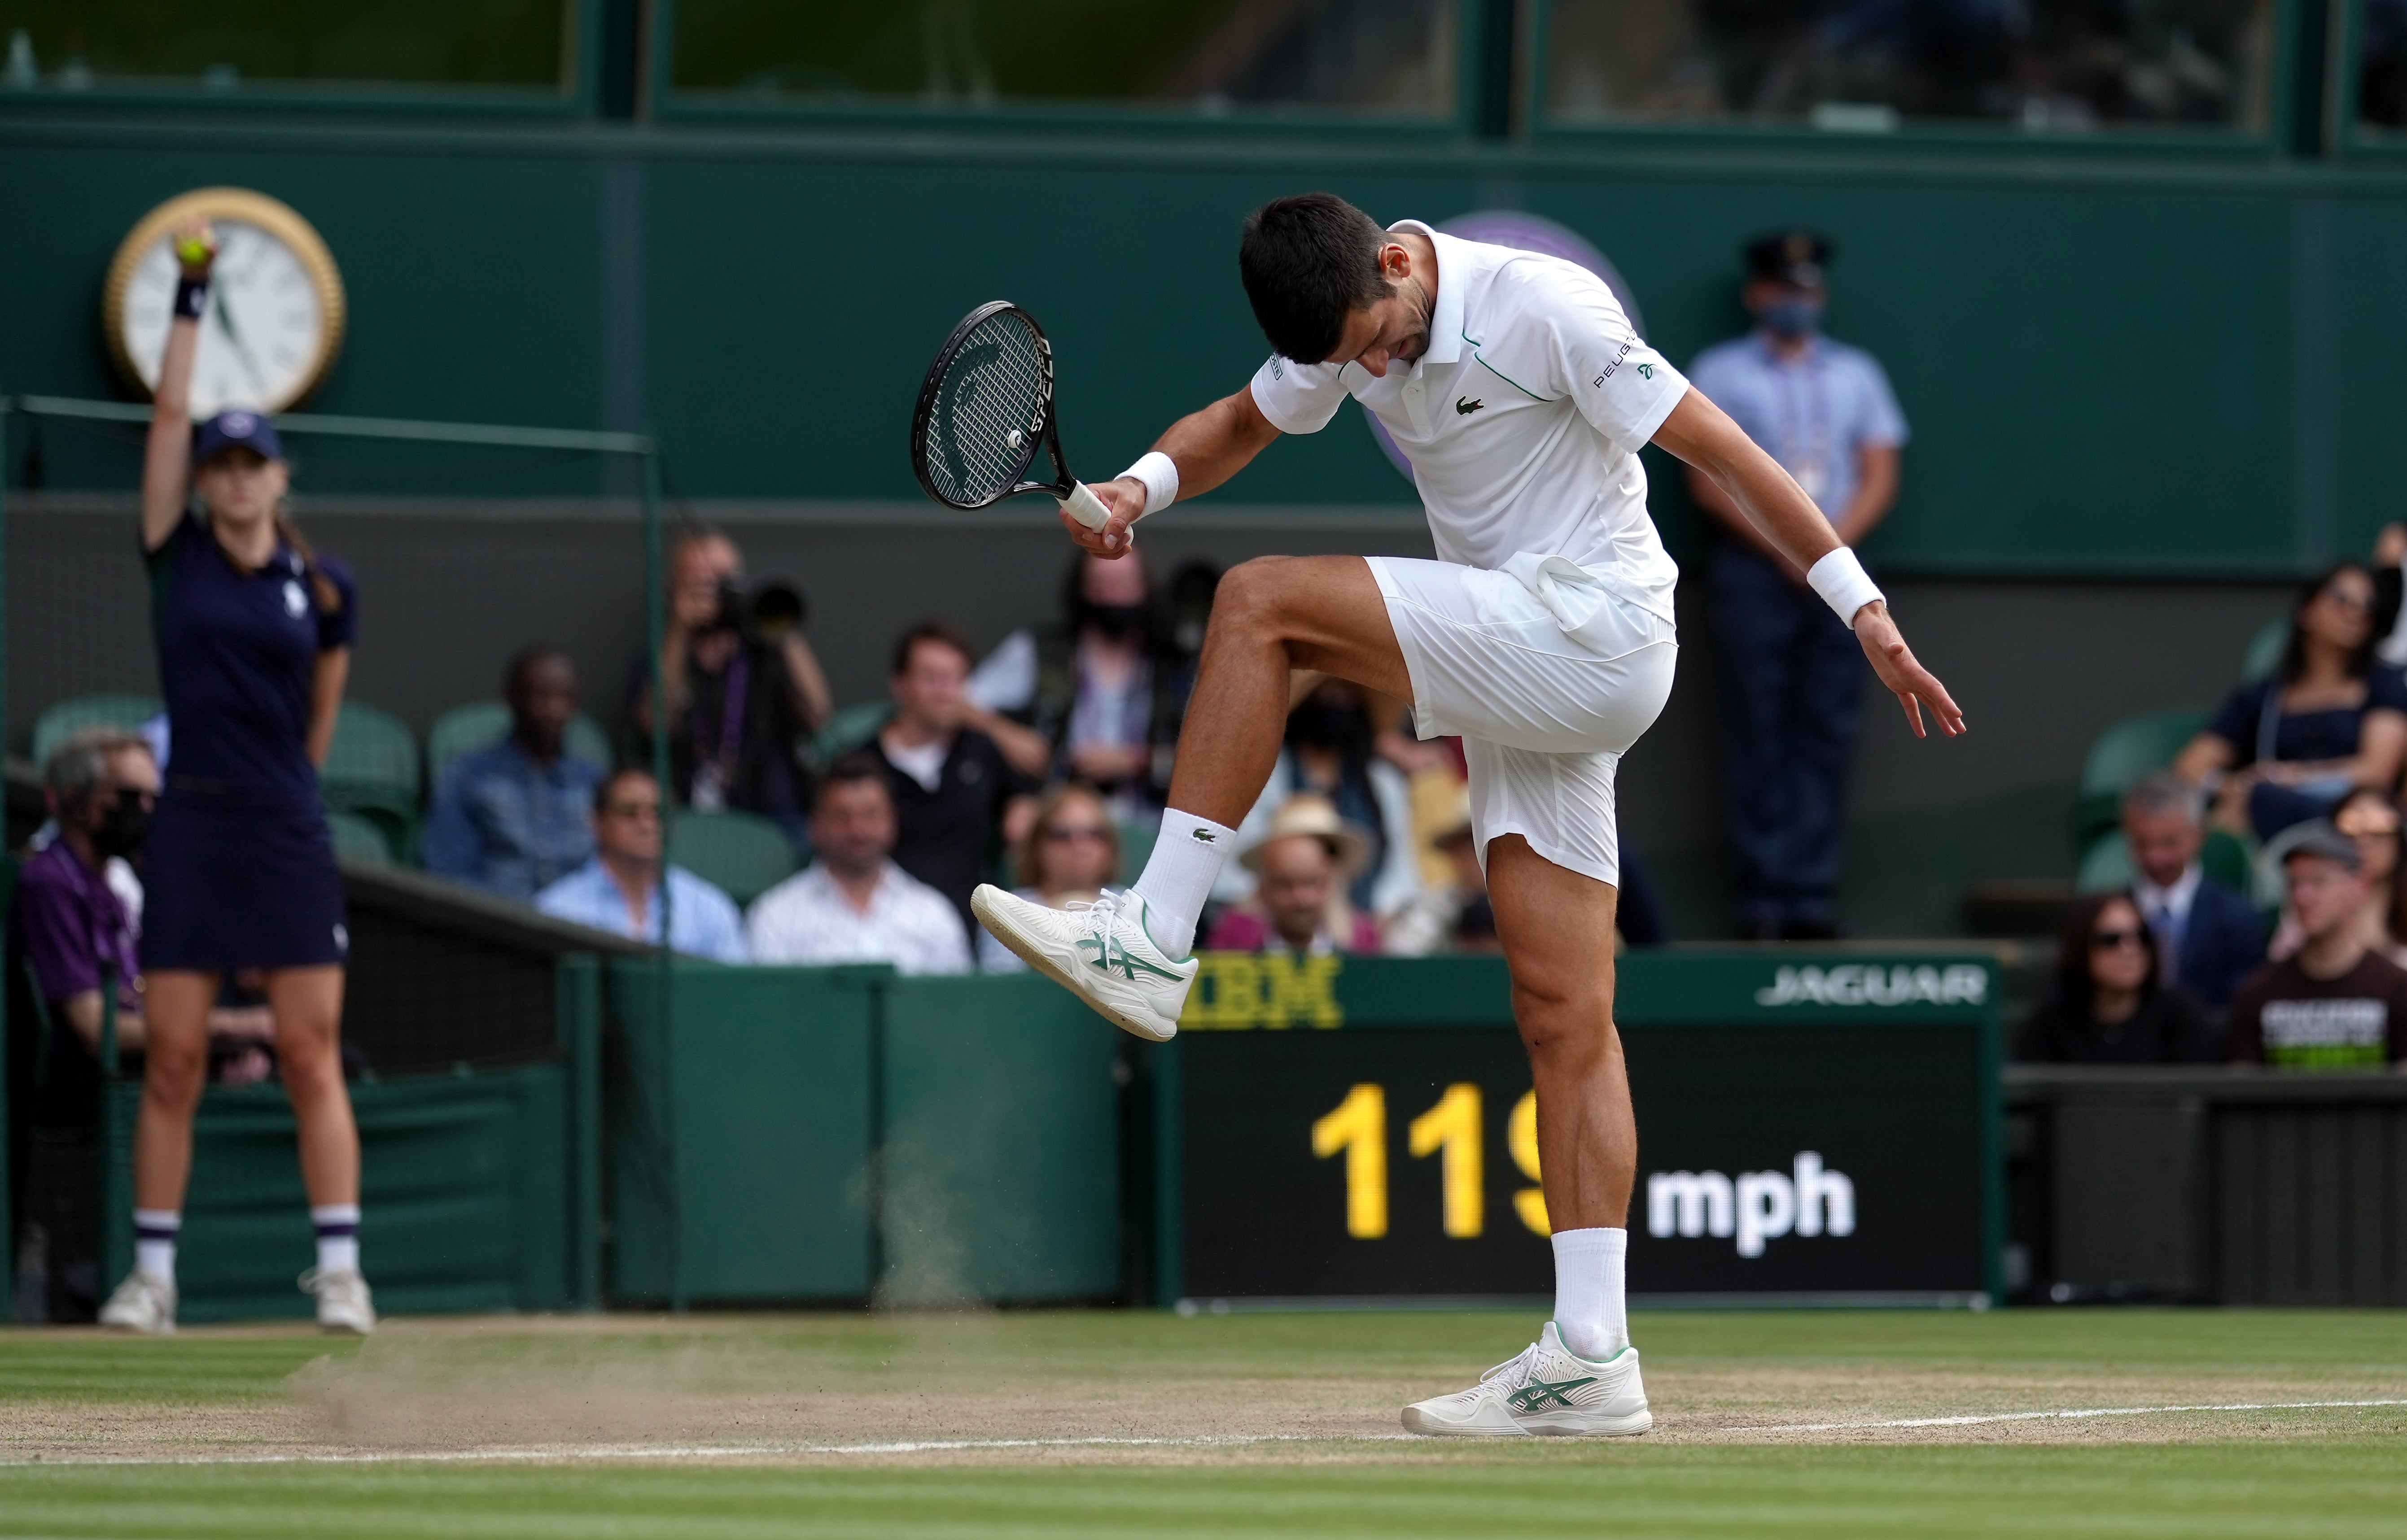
<box><xmin>192</xmin><ymin>409</ymin><xmax>284</xmax><ymax>467</ymax></box>
<box><xmin>1744</xmin><ymin>231</ymin><xmax>1833</xmax><ymax>288</ymax></box>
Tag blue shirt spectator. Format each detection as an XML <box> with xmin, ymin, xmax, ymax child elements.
<box><xmin>532</xmin><ymin>766</ymin><xmax>748</xmax><ymax>964</ymax></box>
<box><xmin>423</xmin><ymin>649</ymin><xmax>605</xmax><ymax>899</ymax></box>
<box><xmin>1685</xmin><ymin>335</ymin><xmax>1907</xmax><ymax>530</ymax></box>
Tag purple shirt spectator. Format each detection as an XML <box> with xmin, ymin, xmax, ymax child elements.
<box><xmin>16</xmin><ymin>839</ymin><xmax>140</xmax><ymax>1019</ymax></box>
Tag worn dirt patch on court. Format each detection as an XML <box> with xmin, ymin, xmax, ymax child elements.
<box><xmin>4</xmin><ymin>1314</ymin><xmax>2402</xmax><ymax>1465</ymax></box>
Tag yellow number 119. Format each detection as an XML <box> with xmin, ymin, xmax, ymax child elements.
<box><xmin>1311</xmin><ymin>1082</ymin><xmax>1548</xmax><ymax>1240</ymax></box>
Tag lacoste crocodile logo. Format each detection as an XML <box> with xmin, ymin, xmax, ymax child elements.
<box><xmin>1455</xmin><ymin>397</ymin><xmax>1484</xmax><ymax>416</ymax></box>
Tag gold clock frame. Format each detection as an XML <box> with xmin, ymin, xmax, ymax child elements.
<box><xmin>101</xmin><ymin>186</ymin><xmax>347</xmax><ymax>410</ymax></box>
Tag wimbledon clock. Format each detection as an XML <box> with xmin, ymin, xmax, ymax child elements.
<box><xmin>103</xmin><ymin>187</ymin><xmax>346</xmax><ymax>418</ymax></box>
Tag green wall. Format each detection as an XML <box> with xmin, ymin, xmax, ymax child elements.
<box><xmin>5</xmin><ymin>117</ymin><xmax>2407</xmax><ymax>573</ymax></box>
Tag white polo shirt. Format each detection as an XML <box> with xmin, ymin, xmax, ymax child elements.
<box><xmin>1248</xmin><ymin>221</ymin><xmax>1691</xmax><ymax>620</ymax></box>
<box><xmin>744</xmin><ymin>860</ymin><xmax>972</xmax><ymax>974</ymax></box>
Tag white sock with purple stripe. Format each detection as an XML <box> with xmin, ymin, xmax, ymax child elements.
<box><xmin>312</xmin><ymin>1204</ymin><xmax>361</xmax><ymax>1274</ymax></box>
<box><xmin>133</xmin><ymin>1208</ymin><xmax>179</xmax><ymax>1284</ymax></box>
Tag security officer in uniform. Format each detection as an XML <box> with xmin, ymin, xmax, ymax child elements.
<box><xmin>1688</xmin><ymin>232</ymin><xmax>1909</xmax><ymax>940</ymax></box>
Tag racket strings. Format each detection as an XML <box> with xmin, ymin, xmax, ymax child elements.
<box><xmin>925</xmin><ymin>312</ymin><xmax>1048</xmax><ymax>504</ymax></box>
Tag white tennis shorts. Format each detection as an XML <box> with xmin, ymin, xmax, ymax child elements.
<box><xmin>1367</xmin><ymin>554</ymin><xmax>1678</xmax><ymax>887</ymax></box>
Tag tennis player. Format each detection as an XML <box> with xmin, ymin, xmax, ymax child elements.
<box><xmin>974</xmin><ymin>193</ymin><xmax>1962</xmax><ymax>1435</ymax></box>
<box><xmin>96</xmin><ymin>227</ymin><xmax>376</xmax><ymax>1335</ymax></box>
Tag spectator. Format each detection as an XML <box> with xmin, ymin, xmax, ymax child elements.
<box><xmin>2227</xmin><ymin>823</ymin><xmax>2407</xmax><ymax>1069</ymax></box>
<box><xmin>1222</xmin><ymin>677</ymin><xmax>1422</xmax><ymax>919</ymax></box>
<box><xmin>976</xmin><ymin>783</ymin><xmax>1122</xmax><ymax>972</ymax></box>
<box><xmin>747</xmin><ymin>753</ymin><xmax>972</xmax><ymax>973</ymax></box>
<box><xmin>534</xmin><ymin>768</ymin><xmax>747</xmax><ymax>963</ymax></box>
<box><xmin>2120</xmin><ymin>770</ymin><xmax>2267</xmax><ymax>1015</ymax></box>
<box><xmin>422</xmin><ymin>647</ymin><xmax>606</xmax><ymax>899</ymax></box>
<box><xmin>1380</xmin><ymin>788</ymin><xmax>1501</xmax><ymax>956</ymax></box>
<box><xmin>634</xmin><ymin>529</ymin><xmax>833</xmax><ymax>851</ymax></box>
<box><xmin>1687</xmin><ymin>231</ymin><xmax>1908</xmax><ymax>941</ymax></box>
<box><xmin>873</xmin><ymin>622</ymin><xmax>1047</xmax><ymax>937</ymax></box>
<box><xmin>1206</xmin><ymin>795</ymin><xmax>1383</xmax><ymax>955</ymax></box>
<box><xmin>2268</xmin><ymin>787</ymin><xmax>2407</xmax><ymax>968</ymax></box>
<box><xmin>1026</xmin><ymin>550</ymin><xmax>1189</xmax><ymax>818</ymax></box>
<box><xmin>2175</xmin><ymin>563</ymin><xmax>2407</xmax><ymax>841</ymax></box>
<box><xmin>2017</xmin><ymin>891</ymin><xmax>2219</xmax><ymax>1064</ymax></box>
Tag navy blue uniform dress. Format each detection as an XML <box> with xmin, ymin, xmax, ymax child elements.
<box><xmin>140</xmin><ymin>513</ymin><xmax>357</xmax><ymax>972</ymax></box>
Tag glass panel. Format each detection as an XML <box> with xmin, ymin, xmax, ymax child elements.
<box><xmin>1546</xmin><ymin>0</ymin><xmax>2275</xmax><ymax>134</ymax></box>
<box><xmin>670</xmin><ymin>0</ymin><xmax>1457</xmax><ymax>118</ymax></box>
<box><xmin>2361</xmin><ymin>0</ymin><xmax>2407</xmax><ymax>134</ymax></box>
<box><xmin>0</xmin><ymin>0</ymin><xmax>576</xmax><ymax>94</ymax></box>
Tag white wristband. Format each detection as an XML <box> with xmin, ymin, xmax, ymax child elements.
<box><xmin>1119</xmin><ymin>451</ymin><xmax>1179</xmax><ymax>519</ymax></box>
<box><xmin>1807</xmin><ymin>546</ymin><xmax>1884</xmax><ymax>626</ymax></box>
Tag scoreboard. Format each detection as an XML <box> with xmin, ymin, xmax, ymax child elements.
<box><xmin>1153</xmin><ymin>951</ymin><xmax>2002</xmax><ymax>1307</ymax></box>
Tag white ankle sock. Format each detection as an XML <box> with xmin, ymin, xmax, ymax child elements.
<box><xmin>1551</xmin><ymin>1226</ymin><xmax>1629</xmax><ymax>1361</ymax></box>
<box><xmin>312</xmin><ymin>1204</ymin><xmax>361</xmax><ymax>1275</ymax></box>
<box><xmin>133</xmin><ymin>1209</ymin><xmax>179</xmax><ymax>1284</ymax></box>
<box><xmin>1131</xmin><ymin>808</ymin><xmax>1237</xmax><ymax>956</ymax></box>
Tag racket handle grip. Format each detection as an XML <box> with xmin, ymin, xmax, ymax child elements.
<box><xmin>1059</xmin><ymin>480</ymin><xmax>1112</xmax><ymax>532</ymax></box>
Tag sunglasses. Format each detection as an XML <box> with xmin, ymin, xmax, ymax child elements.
<box><xmin>605</xmin><ymin>800</ymin><xmax>661</xmax><ymax>819</ymax></box>
<box><xmin>2091</xmin><ymin>928</ymin><xmax>2146</xmax><ymax>951</ymax></box>
<box><xmin>1042</xmin><ymin>825</ymin><xmax>1112</xmax><ymax>844</ymax></box>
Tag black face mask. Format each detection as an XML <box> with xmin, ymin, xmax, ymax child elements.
<box><xmin>91</xmin><ymin>791</ymin><xmax>151</xmax><ymax>862</ymax></box>
<box><xmin>1085</xmin><ymin>603</ymin><xmax>1146</xmax><ymax>640</ymax></box>
<box><xmin>1288</xmin><ymin>699</ymin><xmax>1362</xmax><ymax>750</ymax></box>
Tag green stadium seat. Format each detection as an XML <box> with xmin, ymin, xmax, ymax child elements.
<box><xmin>30</xmin><ymin>694</ymin><xmax>162</xmax><ymax>769</ymax></box>
<box><xmin>425</xmin><ymin>700</ymin><xmax>615</xmax><ymax>786</ymax></box>
<box><xmin>2075</xmin><ymin>827</ymin><xmax>2254</xmax><ymax>898</ymax></box>
<box><xmin>2073</xmin><ymin>707</ymin><xmax>2211</xmax><ymax>849</ymax></box>
<box><xmin>668</xmin><ymin>809</ymin><xmax>798</xmax><ymax>907</ymax></box>
<box><xmin>321</xmin><ymin>702</ymin><xmax>422</xmax><ymax>859</ymax></box>
<box><xmin>326</xmin><ymin>808</ymin><xmax>395</xmax><ymax>866</ymax></box>
<box><xmin>814</xmin><ymin>701</ymin><xmax>894</xmax><ymax>765</ymax></box>
<box><xmin>2240</xmin><ymin>617</ymin><xmax>2287</xmax><ymax>681</ymax></box>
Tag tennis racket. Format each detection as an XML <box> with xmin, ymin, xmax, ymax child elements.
<box><xmin>910</xmin><ymin>301</ymin><xmax>1112</xmax><ymax>531</ymax></box>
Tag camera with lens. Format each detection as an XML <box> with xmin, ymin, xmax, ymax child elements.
<box><xmin>709</xmin><ymin>575</ymin><xmax>808</xmax><ymax>644</ymax></box>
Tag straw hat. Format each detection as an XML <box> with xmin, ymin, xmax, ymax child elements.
<box><xmin>1431</xmin><ymin>783</ymin><xmax>1475</xmax><ymax>849</ymax></box>
<box><xmin>1238</xmin><ymin>792</ymin><xmax>1373</xmax><ymax>878</ymax></box>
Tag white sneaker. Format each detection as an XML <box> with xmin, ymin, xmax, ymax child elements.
<box><xmin>300</xmin><ymin>1266</ymin><xmax>377</xmax><ymax>1335</ymax></box>
<box><xmin>972</xmin><ymin>885</ymin><xmax>1196</xmax><ymax>1042</ymax></box>
<box><xmin>1402</xmin><ymin>1322</ymin><xmax>1652</xmax><ymax>1437</ymax></box>
<box><xmin>97</xmin><ymin>1269</ymin><xmax>177</xmax><ymax>1336</ymax></box>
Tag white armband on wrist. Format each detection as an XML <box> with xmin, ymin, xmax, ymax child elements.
<box><xmin>1807</xmin><ymin>546</ymin><xmax>1884</xmax><ymax>626</ymax></box>
<box><xmin>1119</xmin><ymin>451</ymin><xmax>1179</xmax><ymax>519</ymax></box>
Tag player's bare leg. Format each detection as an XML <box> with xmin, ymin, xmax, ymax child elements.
<box><xmin>1485</xmin><ymin>835</ymin><xmax>1635</xmax><ymax>1231</ymax></box>
<box><xmin>1160</xmin><ymin>554</ymin><xmax>1410</xmax><ymax>823</ymax></box>
<box><xmin>972</xmin><ymin>554</ymin><xmax>1409</xmax><ymax>1039</ymax></box>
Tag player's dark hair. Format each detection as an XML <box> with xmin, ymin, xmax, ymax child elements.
<box><xmin>891</xmin><ymin>620</ymin><xmax>976</xmax><ymax>678</ymax></box>
<box><xmin>592</xmin><ymin>764</ymin><xmax>656</xmax><ymax>816</ymax></box>
<box><xmin>1239</xmin><ymin>193</ymin><xmax>1391</xmax><ymax>364</ymax></box>
<box><xmin>2279</xmin><ymin>562</ymin><xmax>2376</xmax><ymax>683</ymax></box>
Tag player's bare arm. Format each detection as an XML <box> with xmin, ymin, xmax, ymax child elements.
<box><xmin>1064</xmin><ymin>384</ymin><xmax>1281</xmax><ymax>557</ymax></box>
<box><xmin>1654</xmin><ymin>388</ymin><xmax>1965</xmax><ymax>740</ymax></box>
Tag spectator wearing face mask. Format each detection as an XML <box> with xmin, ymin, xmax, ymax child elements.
<box><xmin>1024</xmin><ymin>550</ymin><xmax>1190</xmax><ymax>820</ymax></box>
<box><xmin>1685</xmin><ymin>231</ymin><xmax>1908</xmax><ymax>941</ymax></box>
<box><xmin>1218</xmin><ymin>676</ymin><xmax>1423</xmax><ymax>921</ymax></box>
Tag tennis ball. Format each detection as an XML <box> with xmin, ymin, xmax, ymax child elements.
<box><xmin>175</xmin><ymin>234</ymin><xmax>213</xmax><ymax>267</ymax></box>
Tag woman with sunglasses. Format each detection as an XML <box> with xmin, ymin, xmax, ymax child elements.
<box><xmin>2018</xmin><ymin>891</ymin><xmax>2219</xmax><ymax>1063</ymax></box>
<box><xmin>2266</xmin><ymin>786</ymin><xmax>2407</xmax><ymax>968</ymax></box>
<box><xmin>976</xmin><ymin>783</ymin><xmax>1123</xmax><ymax>972</ymax></box>
<box><xmin>2175</xmin><ymin>563</ymin><xmax>2407</xmax><ymax>841</ymax></box>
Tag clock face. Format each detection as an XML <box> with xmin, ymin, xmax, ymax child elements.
<box><xmin>105</xmin><ymin>188</ymin><xmax>345</xmax><ymax>419</ymax></box>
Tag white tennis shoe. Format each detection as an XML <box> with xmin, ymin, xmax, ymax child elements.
<box><xmin>972</xmin><ymin>885</ymin><xmax>1196</xmax><ymax>1042</ymax></box>
<box><xmin>1402</xmin><ymin>1322</ymin><xmax>1652</xmax><ymax>1437</ymax></box>
<box><xmin>300</xmin><ymin>1266</ymin><xmax>377</xmax><ymax>1335</ymax></box>
<box><xmin>97</xmin><ymin>1269</ymin><xmax>177</xmax><ymax>1336</ymax></box>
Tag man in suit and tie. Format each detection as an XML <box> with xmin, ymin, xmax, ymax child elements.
<box><xmin>2123</xmin><ymin>771</ymin><xmax>2267</xmax><ymax>1015</ymax></box>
